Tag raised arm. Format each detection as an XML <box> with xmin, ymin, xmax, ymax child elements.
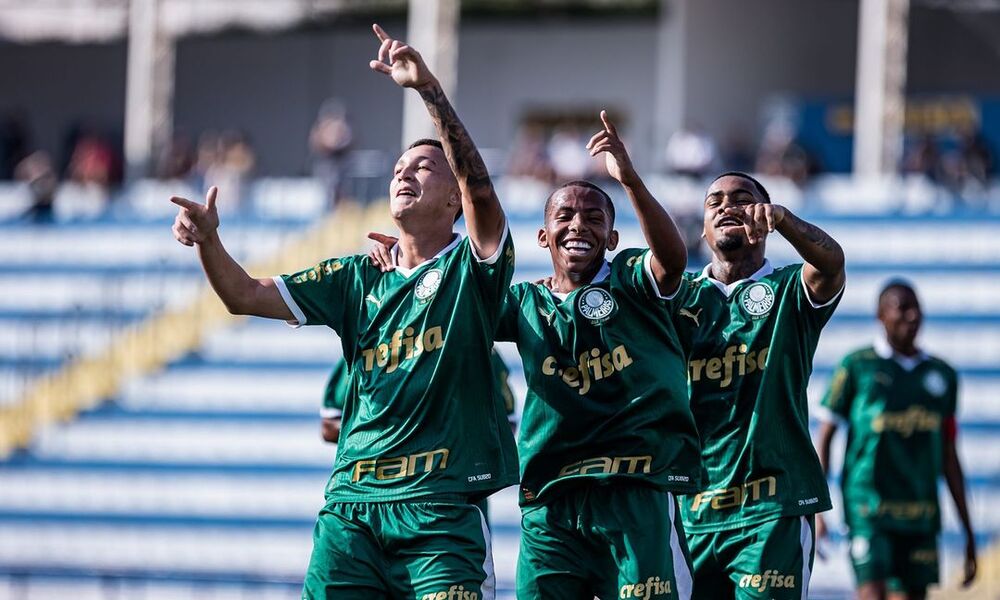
<box><xmin>813</xmin><ymin>420</ymin><xmax>839</xmax><ymax>543</ymax></box>
<box><xmin>587</xmin><ymin>111</ymin><xmax>686</xmax><ymax>295</ymax></box>
<box><xmin>943</xmin><ymin>430</ymin><xmax>977</xmax><ymax>587</ymax></box>
<box><xmin>368</xmin><ymin>24</ymin><xmax>504</xmax><ymax>258</ymax></box>
<box><xmin>170</xmin><ymin>187</ymin><xmax>292</xmax><ymax>320</ymax></box>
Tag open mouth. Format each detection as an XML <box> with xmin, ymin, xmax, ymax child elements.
<box><xmin>715</xmin><ymin>215</ymin><xmax>743</xmax><ymax>230</ymax></box>
<box><xmin>395</xmin><ymin>187</ymin><xmax>417</xmax><ymax>198</ymax></box>
<box><xmin>561</xmin><ymin>239</ymin><xmax>594</xmax><ymax>256</ymax></box>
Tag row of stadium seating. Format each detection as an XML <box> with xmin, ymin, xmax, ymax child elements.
<box><xmin>1</xmin><ymin>187</ymin><xmax>999</xmax><ymax>599</ymax></box>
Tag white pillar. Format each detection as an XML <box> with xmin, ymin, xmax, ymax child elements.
<box><xmin>124</xmin><ymin>0</ymin><xmax>174</xmax><ymax>180</ymax></box>
<box><xmin>853</xmin><ymin>0</ymin><xmax>910</xmax><ymax>176</ymax></box>
<box><xmin>654</xmin><ymin>0</ymin><xmax>688</xmax><ymax>172</ymax></box>
<box><xmin>402</xmin><ymin>0</ymin><xmax>459</xmax><ymax>149</ymax></box>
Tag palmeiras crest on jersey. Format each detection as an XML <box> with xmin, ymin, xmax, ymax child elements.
<box><xmin>577</xmin><ymin>287</ymin><xmax>617</xmax><ymax>325</ymax></box>
<box><xmin>739</xmin><ymin>282</ymin><xmax>775</xmax><ymax>318</ymax></box>
<box><xmin>414</xmin><ymin>269</ymin><xmax>444</xmax><ymax>302</ymax></box>
<box><xmin>923</xmin><ymin>370</ymin><xmax>948</xmax><ymax>397</ymax></box>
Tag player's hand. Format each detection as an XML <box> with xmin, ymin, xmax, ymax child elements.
<box><xmin>723</xmin><ymin>203</ymin><xmax>786</xmax><ymax>245</ymax></box>
<box><xmin>962</xmin><ymin>537</ymin><xmax>977</xmax><ymax>587</ymax></box>
<box><xmin>170</xmin><ymin>186</ymin><xmax>219</xmax><ymax>246</ymax></box>
<box><xmin>534</xmin><ymin>276</ymin><xmax>555</xmax><ymax>291</ymax></box>
<box><xmin>368</xmin><ymin>24</ymin><xmax>435</xmax><ymax>90</ymax></box>
<box><xmin>586</xmin><ymin>110</ymin><xmax>638</xmax><ymax>187</ymax></box>
<box><xmin>367</xmin><ymin>232</ymin><xmax>397</xmax><ymax>272</ymax></box>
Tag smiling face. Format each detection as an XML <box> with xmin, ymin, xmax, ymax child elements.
<box><xmin>389</xmin><ymin>144</ymin><xmax>460</xmax><ymax>225</ymax></box>
<box><xmin>878</xmin><ymin>285</ymin><xmax>923</xmax><ymax>353</ymax></box>
<box><xmin>539</xmin><ymin>185</ymin><xmax>618</xmax><ymax>283</ymax></box>
<box><xmin>702</xmin><ymin>175</ymin><xmax>765</xmax><ymax>254</ymax></box>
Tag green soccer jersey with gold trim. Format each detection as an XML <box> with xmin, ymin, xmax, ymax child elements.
<box><xmin>822</xmin><ymin>341</ymin><xmax>957</xmax><ymax>534</ymax></box>
<box><xmin>276</xmin><ymin>231</ymin><xmax>519</xmax><ymax>502</ymax></box>
<box><xmin>678</xmin><ymin>261</ymin><xmax>842</xmax><ymax>533</ymax></box>
<box><xmin>497</xmin><ymin>249</ymin><xmax>703</xmax><ymax>506</ymax></box>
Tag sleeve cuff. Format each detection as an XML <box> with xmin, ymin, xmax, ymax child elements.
<box><xmin>272</xmin><ymin>276</ymin><xmax>308</xmax><ymax>328</ymax></box>
<box><xmin>320</xmin><ymin>408</ymin><xmax>343</xmax><ymax>419</ymax></box>
<box><xmin>643</xmin><ymin>251</ymin><xmax>682</xmax><ymax>300</ymax></box>
<box><xmin>473</xmin><ymin>219</ymin><xmax>510</xmax><ymax>265</ymax></box>
<box><xmin>800</xmin><ymin>269</ymin><xmax>845</xmax><ymax>309</ymax></box>
<box><xmin>814</xmin><ymin>405</ymin><xmax>846</xmax><ymax>428</ymax></box>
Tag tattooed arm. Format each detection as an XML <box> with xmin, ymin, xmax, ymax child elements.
<box><xmin>369</xmin><ymin>24</ymin><xmax>504</xmax><ymax>258</ymax></box>
<box><xmin>775</xmin><ymin>210</ymin><xmax>845</xmax><ymax>303</ymax></box>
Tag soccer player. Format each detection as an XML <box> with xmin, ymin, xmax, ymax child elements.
<box><xmin>319</xmin><ymin>359</ymin><xmax>349</xmax><ymax>444</ymax></box>
<box><xmin>815</xmin><ymin>281</ymin><xmax>976</xmax><ymax>600</ymax></box>
<box><xmin>170</xmin><ymin>24</ymin><xmax>517</xmax><ymax>600</ymax></box>
<box><xmin>499</xmin><ymin>112</ymin><xmax>702</xmax><ymax>599</ymax></box>
<box><xmin>679</xmin><ymin>172</ymin><xmax>846</xmax><ymax>599</ymax></box>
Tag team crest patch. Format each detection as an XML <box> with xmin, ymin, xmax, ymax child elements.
<box><xmin>923</xmin><ymin>370</ymin><xmax>948</xmax><ymax>397</ymax></box>
<box><xmin>850</xmin><ymin>536</ymin><xmax>871</xmax><ymax>562</ymax></box>
<box><xmin>414</xmin><ymin>269</ymin><xmax>443</xmax><ymax>301</ymax></box>
<box><xmin>577</xmin><ymin>287</ymin><xmax>617</xmax><ymax>324</ymax></box>
<box><xmin>740</xmin><ymin>282</ymin><xmax>775</xmax><ymax>318</ymax></box>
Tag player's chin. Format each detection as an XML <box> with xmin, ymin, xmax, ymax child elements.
<box><xmin>715</xmin><ymin>233</ymin><xmax>746</xmax><ymax>252</ymax></box>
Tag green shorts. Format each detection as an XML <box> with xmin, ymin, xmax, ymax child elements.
<box><xmin>302</xmin><ymin>498</ymin><xmax>494</xmax><ymax>600</ymax></box>
<box><xmin>849</xmin><ymin>528</ymin><xmax>939</xmax><ymax>593</ymax></box>
<box><xmin>687</xmin><ymin>515</ymin><xmax>815</xmax><ymax>599</ymax></box>
<box><xmin>516</xmin><ymin>482</ymin><xmax>693</xmax><ymax>600</ymax></box>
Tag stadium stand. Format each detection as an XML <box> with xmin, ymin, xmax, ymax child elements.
<box><xmin>1</xmin><ymin>179</ymin><xmax>999</xmax><ymax>599</ymax></box>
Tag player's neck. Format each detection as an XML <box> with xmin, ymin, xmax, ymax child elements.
<box><xmin>708</xmin><ymin>253</ymin><xmax>766</xmax><ymax>285</ymax></box>
<box><xmin>888</xmin><ymin>337</ymin><xmax>919</xmax><ymax>357</ymax></box>
<box><xmin>395</xmin><ymin>227</ymin><xmax>456</xmax><ymax>270</ymax></box>
<box><xmin>551</xmin><ymin>261</ymin><xmax>604</xmax><ymax>293</ymax></box>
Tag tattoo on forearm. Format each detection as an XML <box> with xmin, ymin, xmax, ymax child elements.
<box><xmin>788</xmin><ymin>213</ymin><xmax>837</xmax><ymax>252</ymax></box>
<box><xmin>418</xmin><ymin>84</ymin><xmax>494</xmax><ymax>195</ymax></box>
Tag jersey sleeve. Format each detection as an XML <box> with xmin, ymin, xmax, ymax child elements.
<box><xmin>490</xmin><ymin>349</ymin><xmax>518</xmax><ymax>422</ymax></box>
<box><xmin>793</xmin><ymin>263</ymin><xmax>844</xmax><ymax>327</ymax></box>
<box><xmin>463</xmin><ymin>223</ymin><xmax>516</xmax><ymax>321</ymax></box>
<box><xmin>820</xmin><ymin>355</ymin><xmax>855</xmax><ymax>425</ymax></box>
<box><xmin>494</xmin><ymin>286</ymin><xmax>524</xmax><ymax>343</ymax></box>
<box><xmin>274</xmin><ymin>256</ymin><xmax>363</xmax><ymax>333</ymax></box>
<box><xmin>945</xmin><ymin>365</ymin><xmax>959</xmax><ymax>419</ymax></box>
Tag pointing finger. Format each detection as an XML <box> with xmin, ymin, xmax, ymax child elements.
<box><xmin>378</xmin><ymin>37</ymin><xmax>392</xmax><ymax>64</ymax></box>
<box><xmin>170</xmin><ymin>196</ymin><xmax>201</xmax><ymax>211</ymax></box>
<box><xmin>600</xmin><ymin>110</ymin><xmax>618</xmax><ymax>137</ymax></box>
<box><xmin>368</xmin><ymin>232</ymin><xmax>398</xmax><ymax>246</ymax></box>
<box><xmin>372</xmin><ymin>23</ymin><xmax>390</xmax><ymax>42</ymax></box>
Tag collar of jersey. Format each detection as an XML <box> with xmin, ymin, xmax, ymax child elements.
<box><xmin>874</xmin><ymin>335</ymin><xmax>928</xmax><ymax>371</ymax></box>
<box><xmin>695</xmin><ymin>259</ymin><xmax>773</xmax><ymax>297</ymax></box>
<box><xmin>549</xmin><ymin>261</ymin><xmax>611</xmax><ymax>301</ymax></box>
<box><xmin>390</xmin><ymin>233</ymin><xmax>463</xmax><ymax>278</ymax></box>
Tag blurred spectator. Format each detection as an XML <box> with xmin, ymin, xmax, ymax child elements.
<box><xmin>755</xmin><ymin>122</ymin><xmax>813</xmax><ymax>186</ymax></box>
<box><xmin>665</xmin><ymin>124</ymin><xmax>718</xmax><ymax>179</ymax></box>
<box><xmin>309</xmin><ymin>99</ymin><xmax>353</xmax><ymax>209</ymax></box>
<box><xmin>155</xmin><ymin>134</ymin><xmax>196</xmax><ymax>181</ymax></box>
<box><xmin>507</xmin><ymin>125</ymin><xmax>555</xmax><ymax>184</ymax></box>
<box><xmin>720</xmin><ymin>127</ymin><xmax>754</xmax><ymax>173</ymax></box>
<box><xmin>64</xmin><ymin>129</ymin><xmax>120</xmax><ymax>211</ymax></box>
<box><xmin>959</xmin><ymin>129</ymin><xmax>993</xmax><ymax>185</ymax></box>
<box><xmin>198</xmin><ymin>130</ymin><xmax>255</xmax><ymax>210</ymax></box>
<box><xmin>0</xmin><ymin>110</ymin><xmax>30</xmax><ymax>180</ymax></box>
<box><xmin>903</xmin><ymin>134</ymin><xmax>943</xmax><ymax>182</ymax></box>
<box><xmin>15</xmin><ymin>151</ymin><xmax>57</xmax><ymax>223</ymax></box>
<box><xmin>548</xmin><ymin>126</ymin><xmax>592</xmax><ymax>181</ymax></box>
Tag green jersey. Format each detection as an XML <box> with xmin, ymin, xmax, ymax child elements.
<box><xmin>821</xmin><ymin>340</ymin><xmax>957</xmax><ymax>534</ymax></box>
<box><xmin>497</xmin><ymin>249</ymin><xmax>702</xmax><ymax>506</ymax></box>
<box><xmin>320</xmin><ymin>359</ymin><xmax>350</xmax><ymax>419</ymax></box>
<box><xmin>276</xmin><ymin>232</ymin><xmax>519</xmax><ymax>502</ymax></box>
<box><xmin>678</xmin><ymin>261</ymin><xmax>841</xmax><ymax>532</ymax></box>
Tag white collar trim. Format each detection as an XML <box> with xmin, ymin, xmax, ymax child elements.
<box><xmin>550</xmin><ymin>261</ymin><xmax>611</xmax><ymax>301</ymax></box>
<box><xmin>874</xmin><ymin>335</ymin><xmax>928</xmax><ymax>371</ymax></box>
<box><xmin>695</xmin><ymin>259</ymin><xmax>774</xmax><ymax>297</ymax></box>
<box><xmin>391</xmin><ymin>233</ymin><xmax>462</xmax><ymax>278</ymax></box>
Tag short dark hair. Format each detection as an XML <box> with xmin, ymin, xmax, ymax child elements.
<box><xmin>407</xmin><ymin>138</ymin><xmax>443</xmax><ymax>151</ymax></box>
<box><xmin>404</xmin><ymin>138</ymin><xmax>461</xmax><ymax>222</ymax></box>
<box><xmin>711</xmin><ymin>171</ymin><xmax>771</xmax><ymax>203</ymax></box>
<box><xmin>544</xmin><ymin>180</ymin><xmax>616</xmax><ymax>224</ymax></box>
<box><xmin>878</xmin><ymin>279</ymin><xmax>918</xmax><ymax>306</ymax></box>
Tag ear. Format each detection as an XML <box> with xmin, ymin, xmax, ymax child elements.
<box><xmin>537</xmin><ymin>228</ymin><xmax>549</xmax><ymax>248</ymax></box>
<box><xmin>606</xmin><ymin>229</ymin><xmax>619</xmax><ymax>251</ymax></box>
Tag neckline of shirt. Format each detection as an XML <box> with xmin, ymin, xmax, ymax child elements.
<box><xmin>873</xmin><ymin>335</ymin><xmax>929</xmax><ymax>371</ymax></box>
<box><xmin>390</xmin><ymin>233</ymin><xmax>463</xmax><ymax>278</ymax></box>
<box><xmin>695</xmin><ymin>259</ymin><xmax>774</xmax><ymax>297</ymax></box>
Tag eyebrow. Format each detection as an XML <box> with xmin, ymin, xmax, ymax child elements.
<box><xmin>395</xmin><ymin>156</ymin><xmax>438</xmax><ymax>169</ymax></box>
<box><xmin>705</xmin><ymin>187</ymin><xmax>755</xmax><ymax>200</ymax></box>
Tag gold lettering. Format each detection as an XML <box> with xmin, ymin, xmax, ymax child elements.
<box><xmin>407</xmin><ymin>448</ymin><xmax>449</xmax><ymax>475</ymax></box>
<box><xmin>705</xmin><ymin>358</ymin><xmax>722</xmax><ymax>380</ymax></box>
<box><xmin>376</xmin><ymin>456</ymin><xmax>408</xmax><ymax>480</ymax></box>
<box><xmin>541</xmin><ymin>356</ymin><xmax>557</xmax><ymax>375</ymax></box>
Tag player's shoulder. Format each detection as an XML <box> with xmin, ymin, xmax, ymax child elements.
<box><xmin>769</xmin><ymin>262</ymin><xmax>805</xmax><ymax>283</ymax></box>
<box><xmin>842</xmin><ymin>346</ymin><xmax>879</xmax><ymax>366</ymax></box>
<box><xmin>287</xmin><ymin>254</ymin><xmax>367</xmax><ymax>284</ymax></box>
<box><xmin>611</xmin><ymin>248</ymin><xmax>646</xmax><ymax>267</ymax></box>
<box><xmin>925</xmin><ymin>355</ymin><xmax>958</xmax><ymax>379</ymax></box>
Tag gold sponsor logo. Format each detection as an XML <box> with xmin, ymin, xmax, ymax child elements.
<box><xmin>559</xmin><ymin>455</ymin><xmax>653</xmax><ymax>478</ymax></box>
<box><xmin>351</xmin><ymin>448</ymin><xmax>449</xmax><ymax>482</ymax></box>
<box><xmin>292</xmin><ymin>260</ymin><xmax>342</xmax><ymax>283</ymax></box>
<box><xmin>857</xmin><ymin>500</ymin><xmax>938</xmax><ymax>521</ymax></box>
<box><xmin>360</xmin><ymin>326</ymin><xmax>444</xmax><ymax>374</ymax></box>
<box><xmin>689</xmin><ymin>476</ymin><xmax>777</xmax><ymax>512</ymax></box>
<box><xmin>871</xmin><ymin>405</ymin><xmax>941</xmax><ymax>437</ymax></box>
<box><xmin>688</xmin><ymin>344</ymin><xmax>769</xmax><ymax>388</ymax></box>
<box><xmin>738</xmin><ymin>570</ymin><xmax>796</xmax><ymax>592</ymax></box>
<box><xmin>911</xmin><ymin>549</ymin><xmax>938</xmax><ymax>564</ymax></box>
<box><xmin>541</xmin><ymin>345</ymin><xmax>634</xmax><ymax>395</ymax></box>
<box><xmin>421</xmin><ymin>586</ymin><xmax>478</xmax><ymax>600</ymax></box>
<box><xmin>619</xmin><ymin>576</ymin><xmax>672</xmax><ymax>598</ymax></box>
